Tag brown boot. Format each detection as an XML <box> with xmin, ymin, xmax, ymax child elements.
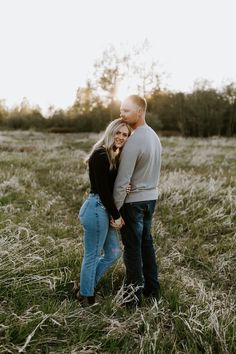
<box><xmin>77</xmin><ymin>293</ymin><xmax>95</xmax><ymax>307</ymax></box>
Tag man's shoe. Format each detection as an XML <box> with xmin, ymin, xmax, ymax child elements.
<box><xmin>143</xmin><ymin>288</ymin><xmax>161</xmax><ymax>302</ymax></box>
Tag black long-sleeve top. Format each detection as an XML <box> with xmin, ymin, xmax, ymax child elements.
<box><xmin>88</xmin><ymin>146</ymin><xmax>120</xmax><ymax>220</ymax></box>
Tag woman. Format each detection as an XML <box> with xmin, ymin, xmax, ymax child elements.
<box><xmin>78</xmin><ymin>118</ymin><xmax>131</xmax><ymax>306</ymax></box>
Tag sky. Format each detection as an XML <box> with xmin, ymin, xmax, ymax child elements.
<box><xmin>0</xmin><ymin>0</ymin><xmax>236</xmax><ymax>113</ymax></box>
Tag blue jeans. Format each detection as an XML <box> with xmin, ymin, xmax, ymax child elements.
<box><xmin>120</xmin><ymin>200</ymin><xmax>160</xmax><ymax>303</ymax></box>
<box><xmin>79</xmin><ymin>194</ymin><xmax>121</xmax><ymax>296</ymax></box>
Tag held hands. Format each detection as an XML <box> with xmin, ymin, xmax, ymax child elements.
<box><xmin>110</xmin><ymin>216</ymin><xmax>125</xmax><ymax>229</ymax></box>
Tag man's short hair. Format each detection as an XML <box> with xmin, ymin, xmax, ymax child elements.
<box><xmin>127</xmin><ymin>95</ymin><xmax>147</xmax><ymax>112</ymax></box>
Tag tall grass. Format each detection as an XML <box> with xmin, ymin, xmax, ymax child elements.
<box><xmin>0</xmin><ymin>131</ymin><xmax>235</xmax><ymax>353</ymax></box>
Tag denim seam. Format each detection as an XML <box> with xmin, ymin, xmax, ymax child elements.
<box><xmin>88</xmin><ymin>207</ymin><xmax>100</xmax><ymax>295</ymax></box>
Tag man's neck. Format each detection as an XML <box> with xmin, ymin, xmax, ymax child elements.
<box><xmin>132</xmin><ymin>119</ymin><xmax>146</xmax><ymax>130</ymax></box>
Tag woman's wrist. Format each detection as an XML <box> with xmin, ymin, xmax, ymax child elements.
<box><xmin>114</xmin><ymin>216</ymin><xmax>122</xmax><ymax>224</ymax></box>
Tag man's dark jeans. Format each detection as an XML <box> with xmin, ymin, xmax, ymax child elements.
<box><xmin>120</xmin><ymin>200</ymin><xmax>160</xmax><ymax>305</ymax></box>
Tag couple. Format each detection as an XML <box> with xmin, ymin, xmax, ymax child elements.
<box><xmin>78</xmin><ymin>95</ymin><xmax>162</xmax><ymax>307</ymax></box>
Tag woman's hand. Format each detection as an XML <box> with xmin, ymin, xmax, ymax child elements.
<box><xmin>110</xmin><ymin>216</ymin><xmax>125</xmax><ymax>229</ymax></box>
<box><xmin>126</xmin><ymin>183</ymin><xmax>132</xmax><ymax>194</ymax></box>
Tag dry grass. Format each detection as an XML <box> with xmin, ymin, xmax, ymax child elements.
<box><xmin>0</xmin><ymin>131</ymin><xmax>235</xmax><ymax>353</ymax></box>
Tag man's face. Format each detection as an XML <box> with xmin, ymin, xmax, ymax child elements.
<box><xmin>120</xmin><ymin>98</ymin><xmax>141</xmax><ymax>127</ymax></box>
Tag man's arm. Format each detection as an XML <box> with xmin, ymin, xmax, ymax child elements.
<box><xmin>113</xmin><ymin>140</ymin><xmax>139</xmax><ymax>210</ymax></box>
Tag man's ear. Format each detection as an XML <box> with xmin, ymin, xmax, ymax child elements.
<box><xmin>137</xmin><ymin>107</ymin><xmax>143</xmax><ymax>116</ymax></box>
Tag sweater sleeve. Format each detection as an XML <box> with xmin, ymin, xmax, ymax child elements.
<box><xmin>113</xmin><ymin>139</ymin><xmax>139</xmax><ymax>210</ymax></box>
<box><xmin>90</xmin><ymin>151</ymin><xmax>120</xmax><ymax>220</ymax></box>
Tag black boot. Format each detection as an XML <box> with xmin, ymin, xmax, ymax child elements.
<box><xmin>143</xmin><ymin>286</ymin><xmax>161</xmax><ymax>302</ymax></box>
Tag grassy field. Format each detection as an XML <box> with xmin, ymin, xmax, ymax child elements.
<box><xmin>0</xmin><ymin>131</ymin><xmax>235</xmax><ymax>354</ymax></box>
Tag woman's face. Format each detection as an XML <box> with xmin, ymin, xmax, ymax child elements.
<box><xmin>113</xmin><ymin>125</ymin><xmax>129</xmax><ymax>148</ymax></box>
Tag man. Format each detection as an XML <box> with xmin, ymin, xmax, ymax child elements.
<box><xmin>113</xmin><ymin>95</ymin><xmax>162</xmax><ymax>306</ymax></box>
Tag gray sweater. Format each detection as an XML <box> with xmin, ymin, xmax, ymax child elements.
<box><xmin>113</xmin><ymin>124</ymin><xmax>162</xmax><ymax>210</ymax></box>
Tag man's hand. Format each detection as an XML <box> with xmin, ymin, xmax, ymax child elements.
<box><xmin>110</xmin><ymin>216</ymin><xmax>125</xmax><ymax>229</ymax></box>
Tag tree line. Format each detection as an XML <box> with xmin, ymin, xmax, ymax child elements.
<box><xmin>0</xmin><ymin>43</ymin><xmax>235</xmax><ymax>137</ymax></box>
<box><xmin>0</xmin><ymin>82</ymin><xmax>235</xmax><ymax>137</ymax></box>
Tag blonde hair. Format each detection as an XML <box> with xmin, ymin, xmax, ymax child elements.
<box><xmin>85</xmin><ymin>118</ymin><xmax>131</xmax><ymax>169</ymax></box>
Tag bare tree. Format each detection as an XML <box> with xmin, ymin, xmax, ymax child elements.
<box><xmin>92</xmin><ymin>46</ymin><xmax>129</xmax><ymax>118</ymax></box>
